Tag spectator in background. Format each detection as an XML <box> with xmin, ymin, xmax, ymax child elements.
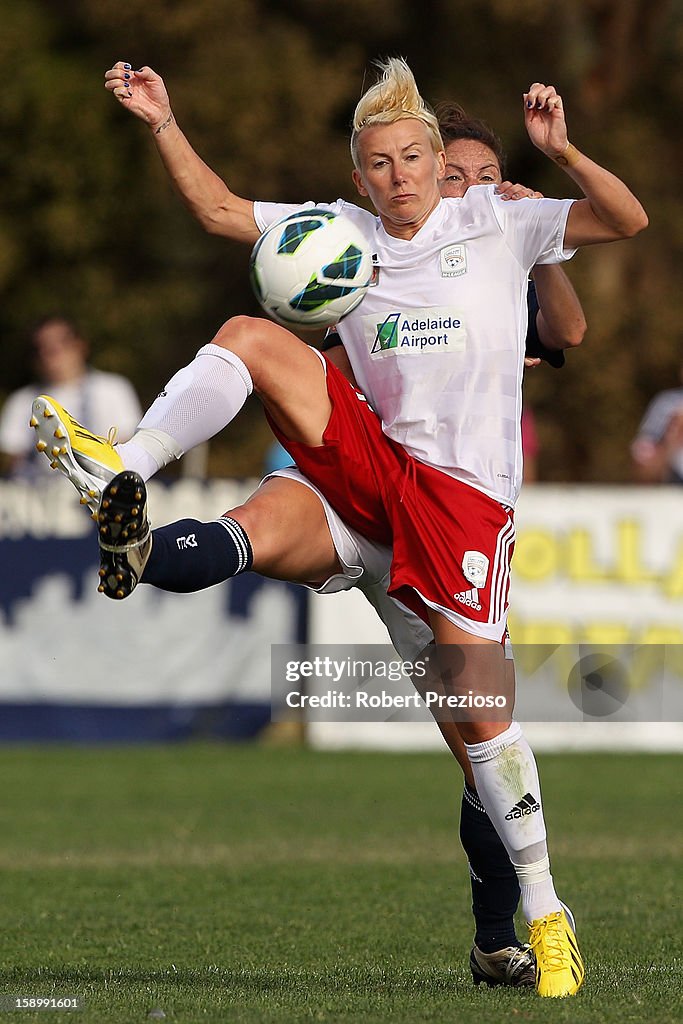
<box><xmin>0</xmin><ymin>315</ymin><xmax>142</xmax><ymax>478</ymax></box>
<box><xmin>631</xmin><ymin>365</ymin><xmax>683</xmax><ymax>483</ymax></box>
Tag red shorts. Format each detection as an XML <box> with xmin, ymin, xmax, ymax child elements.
<box><xmin>267</xmin><ymin>355</ymin><xmax>515</xmax><ymax>641</ymax></box>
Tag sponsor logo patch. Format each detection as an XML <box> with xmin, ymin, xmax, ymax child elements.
<box><xmin>505</xmin><ymin>793</ymin><xmax>540</xmax><ymax>820</ymax></box>
<box><xmin>176</xmin><ymin>534</ymin><xmax>198</xmax><ymax>550</ymax></box>
<box><xmin>364</xmin><ymin>306</ymin><xmax>466</xmax><ymax>357</ymax></box>
<box><xmin>453</xmin><ymin>588</ymin><xmax>482</xmax><ymax>612</ymax></box>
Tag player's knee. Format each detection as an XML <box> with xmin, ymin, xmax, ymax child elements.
<box><xmin>459</xmin><ymin>721</ymin><xmax>513</xmax><ymax>746</ymax></box>
<box><xmin>212</xmin><ymin>315</ymin><xmax>258</xmax><ymax>351</ymax></box>
<box><xmin>211</xmin><ymin>316</ymin><xmax>293</xmax><ymax>380</ymax></box>
<box><xmin>211</xmin><ymin>315</ymin><xmax>279</xmax><ymax>362</ymax></box>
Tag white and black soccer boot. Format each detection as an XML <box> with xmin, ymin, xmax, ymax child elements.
<box><xmin>470</xmin><ymin>943</ymin><xmax>536</xmax><ymax>987</ymax></box>
<box><xmin>96</xmin><ymin>471</ymin><xmax>152</xmax><ymax>599</ymax></box>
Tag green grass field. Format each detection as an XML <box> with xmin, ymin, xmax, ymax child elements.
<box><xmin>0</xmin><ymin>744</ymin><xmax>680</xmax><ymax>1023</ymax></box>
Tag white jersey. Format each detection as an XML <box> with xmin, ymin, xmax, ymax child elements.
<box><xmin>254</xmin><ymin>189</ymin><xmax>574</xmax><ymax>506</ymax></box>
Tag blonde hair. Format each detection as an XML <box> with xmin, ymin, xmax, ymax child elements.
<box><xmin>350</xmin><ymin>57</ymin><xmax>443</xmax><ymax>169</ymax></box>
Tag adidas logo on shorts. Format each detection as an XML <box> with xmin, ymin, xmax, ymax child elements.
<box><xmin>453</xmin><ymin>587</ymin><xmax>482</xmax><ymax>611</ymax></box>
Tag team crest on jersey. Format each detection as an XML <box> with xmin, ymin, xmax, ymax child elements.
<box><xmin>462</xmin><ymin>550</ymin><xmax>489</xmax><ymax>589</ymax></box>
<box><xmin>440</xmin><ymin>243</ymin><xmax>467</xmax><ymax>277</ymax></box>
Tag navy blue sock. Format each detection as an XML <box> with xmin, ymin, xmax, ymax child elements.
<box><xmin>460</xmin><ymin>783</ymin><xmax>521</xmax><ymax>953</ymax></box>
<box><xmin>142</xmin><ymin>517</ymin><xmax>253</xmax><ymax>593</ymax></box>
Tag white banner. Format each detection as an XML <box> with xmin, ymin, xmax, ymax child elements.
<box><xmin>308</xmin><ymin>486</ymin><xmax>683</xmax><ymax>751</ymax></box>
<box><xmin>0</xmin><ymin>478</ymin><xmax>305</xmax><ymax>740</ymax></box>
<box><xmin>510</xmin><ymin>485</ymin><xmax>683</xmax><ymax>645</ymax></box>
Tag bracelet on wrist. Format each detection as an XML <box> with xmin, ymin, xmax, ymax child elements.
<box><xmin>154</xmin><ymin>112</ymin><xmax>175</xmax><ymax>135</ymax></box>
<box><xmin>554</xmin><ymin>142</ymin><xmax>581</xmax><ymax>168</ymax></box>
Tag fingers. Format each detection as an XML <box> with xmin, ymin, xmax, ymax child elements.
<box><xmin>104</xmin><ymin>62</ymin><xmax>157</xmax><ymax>100</ymax></box>
<box><xmin>524</xmin><ymin>357</ymin><xmax>542</xmax><ymax>369</ymax></box>
<box><xmin>524</xmin><ymin>83</ymin><xmax>564</xmax><ymax>113</ymax></box>
<box><xmin>496</xmin><ymin>181</ymin><xmax>544</xmax><ymax>201</ymax></box>
<box><xmin>104</xmin><ymin>61</ymin><xmax>134</xmax><ymax>100</ymax></box>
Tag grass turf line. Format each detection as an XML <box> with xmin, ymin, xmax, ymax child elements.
<box><xmin>0</xmin><ymin>745</ymin><xmax>680</xmax><ymax>1023</ymax></box>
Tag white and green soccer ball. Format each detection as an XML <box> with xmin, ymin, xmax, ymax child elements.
<box><xmin>249</xmin><ymin>208</ymin><xmax>373</xmax><ymax>329</ymax></box>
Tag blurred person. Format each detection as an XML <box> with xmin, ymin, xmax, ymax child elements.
<box><xmin>0</xmin><ymin>316</ymin><xmax>141</xmax><ymax>478</ymax></box>
<box><xmin>35</xmin><ymin>58</ymin><xmax>646</xmax><ymax>997</ymax></box>
<box><xmin>631</xmin><ymin>364</ymin><xmax>683</xmax><ymax>482</ymax></box>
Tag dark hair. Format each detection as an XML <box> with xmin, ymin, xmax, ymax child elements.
<box><xmin>28</xmin><ymin>315</ymin><xmax>84</xmax><ymax>347</ymax></box>
<box><xmin>434</xmin><ymin>101</ymin><xmax>507</xmax><ymax>178</ymax></box>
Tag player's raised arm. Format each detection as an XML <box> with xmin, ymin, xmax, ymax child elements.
<box><xmin>523</xmin><ymin>82</ymin><xmax>648</xmax><ymax>247</ymax></box>
<box><xmin>104</xmin><ymin>61</ymin><xmax>259</xmax><ymax>244</ymax></box>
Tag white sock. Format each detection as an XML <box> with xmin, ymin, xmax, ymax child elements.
<box><xmin>116</xmin><ymin>433</ymin><xmax>182</xmax><ymax>481</ymax></box>
<box><xmin>465</xmin><ymin>722</ymin><xmax>562</xmax><ymax>921</ymax></box>
<box><xmin>117</xmin><ymin>344</ymin><xmax>253</xmax><ymax>479</ymax></box>
<box><xmin>516</xmin><ymin>859</ymin><xmax>562</xmax><ymax>924</ymax></box>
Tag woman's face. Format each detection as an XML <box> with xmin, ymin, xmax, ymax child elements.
<box><xmin>440</xmin><ymin>139</ymin><xmax>502</xmax><ymax>198</ymax></box>
<box><xmin>352</xmin><ymin>118</ymin><xmax>445</xmax><ymax>239</ymax></box>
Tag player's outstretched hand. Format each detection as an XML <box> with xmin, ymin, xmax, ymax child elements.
<box><xmin>495</xmin><ymin>180</ymin><xmax>544</xmax><ymax>201</ymax></box>
<box><xmin>523</xmin><ymin>83</ymin><xmax>568</xmax><ymax>159</ymax></box>
<box><xmin>104</xmin><ymin>62</ymin><xmax>172</xmax><ymax>132</ymax></box>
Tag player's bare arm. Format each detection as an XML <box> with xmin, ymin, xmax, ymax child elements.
<box><xmin>532</xmin><ymin>265</ymin><xmax>586</xmax><ymax>351</ymax></box>
<box><xmin>523</xmin><ymin>82</ymin><xmax>648</xmax><ymax>246</ymax></box>
<box><xmin>104</xmin><ymin>61</ymin><xmax>258</xmax><ymax>243</ymax></box>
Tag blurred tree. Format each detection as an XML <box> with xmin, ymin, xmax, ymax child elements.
<box><xmin>0</xmin><ymin>0</ymin><xmax>680</xmax><ymax>480</ymax></box>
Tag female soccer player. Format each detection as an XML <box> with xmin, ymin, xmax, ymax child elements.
<box><xmin>34</xmin><ymin>58</ymin><xmax>646</xmax><ymax>996</ymax></box>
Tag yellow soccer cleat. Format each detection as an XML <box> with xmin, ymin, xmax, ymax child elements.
<box><xmin>30</xmin><ymin>395</ymin><xmax>124</xmax><ymax>513</ymax></box>
<box><xmin>528</xmin><ymin>903</ymin><xmax>585</xmax><ymax>997</ymax></box>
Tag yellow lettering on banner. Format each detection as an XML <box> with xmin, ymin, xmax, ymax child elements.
<box><xmin>661</xmin><ymin>539</ymin><xmax>683</xmax><ymax>599</ymax></box>
<box><xmin>629</xmin><ymin>646</ymin><xmax>659</xmax><ymax>692</ymax></box>
<box><xmin>627</xmin><ymin>643</ymin><xmax>682</xmax><ymax>692</ymax></box>
<box><xmin>512</xmin><ymin>640</ymin><xmax>577</xmax><ymax>681</ymax></box>
<box><xmin>582</xmin><ymin>624</ymin><xmax>632</xmax><ymax>645</ymax></box>
<box><xmin>510</xmin><ymin>617</ymin><xmax>683</xmax><ymax>649</ymax></box>
<box><xmin>654</xmin><ymin>641</ymin><xmax>683</xmax><ymax>680</ymax></box>
<box><xmin>513</xmin><ymin>530</ymin><xmax>559</xmax><ymax>581</ymax></box>
<box><xmin>617</xmin><ymin>520</ymin><xmax>657</xmax><ymax>584</ymax></box>
<box><xmin>515</xmin><ymin>517</ymin><xmax>683</xmax><ymax>589</ymax></box>
<box><xmin>631</xmin><ymin>642</ymin><xmax>683</xmax><ymax>690</ymax></box>
<box><xmin>506</xmin><ymin>615</ymin><xmax>571</xmax><ymax>679</ymax></box>
<box><xmin>566</xmin><ymin>529</ymin><xmax>609</xmax><ymax>582</ymax></box>
<box><xmin>522</xmin><ymin>623</ymin><xmax>575</xmax><ymax>646</ymax></box>
<box><xmin>638</xmin><ymin>626</ymin><xmax>683</xmax><ymax>645</ymax></box>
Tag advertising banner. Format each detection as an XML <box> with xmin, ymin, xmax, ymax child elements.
<box><xmin>0</xmin><ymin>477</ymin><xmax>306</xmax><ymax>741</ymax></box>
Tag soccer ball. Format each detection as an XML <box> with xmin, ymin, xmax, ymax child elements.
<box><xmin>249</xmin><ymin>208</ymin><xmax>373</xmax><ymax>329</ymax></box>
